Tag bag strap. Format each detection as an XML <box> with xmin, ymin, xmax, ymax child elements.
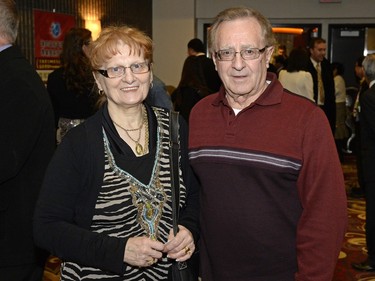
<box><xmin>169</xmin><ymin>110</ymin><xmax>180</xmax><ymax>236</ymax></box>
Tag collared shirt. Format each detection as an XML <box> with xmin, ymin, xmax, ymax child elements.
<box><xmin>310</xmin><ymin>57</ymin><xmax>319</xmax><ymax>68</ymax></box>
<box><xmin>311</xmin><ymin>57</ymin><xmax>325</xmax><ymax>105</ymax></box>
<box><xmin>0</xmin><ymin>44</ymin><xmax>12</xmax><ymax>53</ymax></box>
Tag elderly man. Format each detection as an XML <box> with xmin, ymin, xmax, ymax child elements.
<box><xmin>188</xmin><ymin>6</ymin><xmax>347</xmax><ymax>281</ymax></box>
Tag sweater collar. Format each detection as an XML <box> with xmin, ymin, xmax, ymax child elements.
<box><xmin>212</xmin><ymin>72</ymin><xmax>283</xmax><ymax>108</ymax></box>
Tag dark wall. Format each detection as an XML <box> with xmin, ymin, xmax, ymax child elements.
<box><xmin>15</xmin><ymin>0</ymin><xmax>152</xmax><ymax>65</ymax></box>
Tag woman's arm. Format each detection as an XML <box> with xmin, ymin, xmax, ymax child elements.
<box><xmin>33</xmin><ymin>125</ymin><xmax>127</xmax><ymax>274</ymax></box>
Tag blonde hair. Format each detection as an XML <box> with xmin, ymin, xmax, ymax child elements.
<box><xmin>208</xmin><ymin>7</ymin><xmax>276</xmax><ymax>54</ymax></box>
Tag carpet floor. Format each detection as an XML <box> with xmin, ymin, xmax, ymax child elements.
<box><xmin>333</xmin><ymin>153</ymin><xmax>375</xmax><ymax>281</ymax></box>
<box><xmin>42</xmin><ymin>154</ymin><xmax>374</xmax><ymax>281</ymax></box>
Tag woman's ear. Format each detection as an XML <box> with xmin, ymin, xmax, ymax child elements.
<box><xmin>92</xmin><ymin>72</ymin><xmax>103</xmax><ymax>91</ymax></box>
<box><xmin>149</xmin><ymin>63</ymin><xmax>154</xmax><ymax>84</ymax></box>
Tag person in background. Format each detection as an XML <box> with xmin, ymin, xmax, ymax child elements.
<box><xmin>172</xmin><ymin>54</ymin><xmax>212</xmax><ymax>122</ymax></box>
<box><xmin>34</xmin><ymin>25</ymin><xmax>199</xmax><ymax>280</ymax></box>
<box><xmin>350</xmin><ymin>56</ymin><xmax>369</xmax><ymax>198</ymax></box>
<box><xmin>271</xmin><ymin>44</ymin><xmax>288</xmax><ymax>74</ymax></box>
<box><xmin>145</xmin><ymin>74</ymin><xmax>173</xmax><ymax>109</ymax></box>
<box><xmin>277</xmin><ymin>44</ymin><xmax>288</xmax><ymax>60</ymax></box>
<box><xmin>188</xmin><ymin>6</ymin><xmax>347</xmax><ymax>281</ymax></box>
<box><xmin>332</xmin><ymin>62</ymin><xmax>348</xmax><ymax>162</ymax></box>
<box><xmin>187</xmin><ymin>38</ymin><xmax>221</xmax><ymax>94</ymax></box>
<box><xmin>273</xmin><ymin>54</ymin><xmax>287</xmax><ymax>76</ymax></box>
<box><xmin>172</xmin><ymin>38</ymin><xmax>220</xmax><ymax>122</ymax></box>
<box><xmin>307</xmin><ymin>37</ymin><xmax>336</xmax><ymax>134</ymax></box>
<box><xmin>47</xmin><ymin>27</ymin><xmax>98</xmax><ymax>144</ymax></box>
<box><xmin>278</xmin><ymin>47</ymin><xmax>314</xmax><ymax>101</ymax></box>
<box><xmin>0</xmin><ymin>0</ymin><xmax>56</xmax><ymax>280</ymax></box>
<box><xmin>352</xmin><ymin>53</ymin><xmax>375</xmax><ymax>272</ymax></box>
<box><xmin>353</xmin><ymin>56</ymin><xmax>369</xmax><ymax>121</ymax></box>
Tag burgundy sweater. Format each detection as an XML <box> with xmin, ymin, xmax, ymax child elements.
<box><xmin>189</xmin><ymin>73</ymin><xmax>347</xmax><ymax>281</ymax></box>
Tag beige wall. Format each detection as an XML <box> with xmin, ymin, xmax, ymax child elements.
<box><xmin>152</xmin><ymin>0</ymin><xmax>195</xmax><ymax>88</ymax></box>
<box><xmin>153</xmin><ymin>0</ymin><xmax>375</xmax><ymax>87</ymax></box>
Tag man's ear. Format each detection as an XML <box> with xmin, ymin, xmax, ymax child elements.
<box><xmin>265</xmin><ymin>46</ymin><xmax>275</xmax><ymax>67</ymax></box>
<box><xmin>212</xmin><ymin>52</ymin><xmax>218</xmax><ymax>71</ymax></box>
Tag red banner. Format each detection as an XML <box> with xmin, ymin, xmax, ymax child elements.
<box><xmin>34</xmin><ymin>10</ymin><xmax>75</xmax><ymax>81</ymax></box>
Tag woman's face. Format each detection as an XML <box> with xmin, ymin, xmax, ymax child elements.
<box><xmin>94</xmin><ymin>42</ymin><xmax>152</xmax><ymax>109</ymax></box>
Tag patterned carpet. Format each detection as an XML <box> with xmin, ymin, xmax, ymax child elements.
<box><xmin>333</xmin><ymin>154</ymin><xmax>375</xmax><ymax>281</ymax></box>
<box><xmin>42</xmin><ymin>154</ymin><xmax>374</xmax><ymax>281</ymax></box>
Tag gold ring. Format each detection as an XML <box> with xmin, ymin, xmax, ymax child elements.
<box><xmin>184</xmin><ymin>247</ymin><xmax>191</xmax><ymax>254</ymax></box>
<box><xmin>147</xmin><ymin>258</ymin><xmax>156</xmax><ymax>265</ymax></box>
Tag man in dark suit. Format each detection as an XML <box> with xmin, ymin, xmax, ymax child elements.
<box><xmin>0</xmin><ymin>0</ymin><xmax>56</xmax><ymax>279</ymax></box>
<box><xmin>352</xmin><ymin>53</ymin><xmax>375</xmax><ymax>272</ymax></box>
<box><xmin>307</xmin><ymin>37</ymin><xmax>336</xmax><ymax>134</ymax></box>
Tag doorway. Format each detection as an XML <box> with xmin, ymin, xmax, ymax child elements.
<box><xmin>329</xmin><ymin>24</ymin><xmax>375</xmax><ymax>88</ymax></box>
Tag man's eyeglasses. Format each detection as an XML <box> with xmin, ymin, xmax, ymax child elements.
<box><xmin>215</xmin><ymin>47</ymin><xmax>268</xmax><ymax>61</ymax></box>
<box><xmin>96</xmin><ymin>62</ymin><xmax>150</xmax><ymax>78</ymax></box>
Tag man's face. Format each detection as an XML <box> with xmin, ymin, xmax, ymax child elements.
<box><xmin>310</xmin><ymin>42</ymin><xmax>326</xmax><ymax>62</ymax></box>
<box><xmin>212</xmin><ymin>18</ymin><xmax>273</xmax><ymax>102</ymax></box>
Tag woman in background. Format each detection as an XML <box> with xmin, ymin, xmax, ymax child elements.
<box><xmin>172</xmin><ymin>55</ymin><xmax>211</xmax><ymax>122</ymax></box>
<box><xmin>47</xmin><ymin>27</ymin><xmax>97</xmax><ymax>143</ymax></box>
<box><xmin>34</xmin><ymin>25</ymin><xmax>199</xmax><ymax>280</ymax></box>
<box><xmin>332</xmin><ymin>61</ymin><xmax>348</xmax><ymax>162</ymax></box>
<box><xmin>278</xmin><ymin>47</ymin><xmax>314</xmax><ymax>101</ymax></box>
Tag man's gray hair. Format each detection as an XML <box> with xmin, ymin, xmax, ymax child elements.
<box><xmin>0</xmin><ymin>0</ymin><xmax>19</xmax><ymax>44</ymax></box>
<box><xmin>363</xmin><ymin>54</ymin><xmax>375</xmax><ymax>82</ymax></box>
<box><xmin>208</xmin><ymin>6</ymin><xmax>276</xmax><ymax>54</ymax></box>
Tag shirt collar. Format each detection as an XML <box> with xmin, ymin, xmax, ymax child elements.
<box><xmin>0</xmin><ymin>44</ymin><xmax>12</xmax><ymax>53</ymax></box>
<box><xmin>310</xmin><ymin>57</ymin><xmax>319</xmax><ymax>67</ymax></box>
<box><xmin>212</xmin><ymin>72</ymin><xmax>283</xmax><ymax>108</ymax></box>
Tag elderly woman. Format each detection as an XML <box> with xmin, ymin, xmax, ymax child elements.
<box><xmin>34</xmin><ymin>26</ymin><xmax>199</xmax><ymax>280</ymax></box>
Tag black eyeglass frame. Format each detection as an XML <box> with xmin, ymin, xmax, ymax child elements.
<box><xmin>96</xmin><ymin>62</ymin><xmax>151</xmax><ymax>78</ymax></box>
<box><xmin>215</xmin><ymin>46</ymin><xmax>268</xmax><ymax>61</ymax></box>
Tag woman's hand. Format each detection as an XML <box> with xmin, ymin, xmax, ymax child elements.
<box><xmin>124</xmin><ymin>236</ymin><xmax>164</xmax><ymax>267</ymax></box>
<box><xmin>163</xmin><ymin>225</ymin><xmax>195</xmax><ymax>262</ymax></box>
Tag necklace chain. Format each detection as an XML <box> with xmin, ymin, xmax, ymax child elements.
<box><xmin>112</xmin><ymin>105</ymin><xmax>148</xmax><ymax>155</ymax></box>
<box><xmin>143</xmin><ymin>113</ymin><xmax>149</xmax><ymax>154</ymax></box>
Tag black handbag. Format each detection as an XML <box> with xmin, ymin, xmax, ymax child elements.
<box><xmin>168</xmin><ymin>111</ymin><xmax>198</xmax><ymax>281</ymax></box>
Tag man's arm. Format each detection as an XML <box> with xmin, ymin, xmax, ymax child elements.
<box><xmin>295</xmin><ymin>107</ymin><xmax>347</xmax><ymax>281</ymax></box>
